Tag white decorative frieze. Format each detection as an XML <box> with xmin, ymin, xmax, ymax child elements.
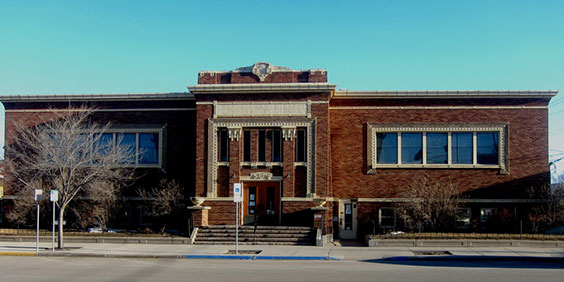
<box><xmin>215</xmin><ymin>102</ymin><xmax>309</xmax><ymax>118</ymax></box>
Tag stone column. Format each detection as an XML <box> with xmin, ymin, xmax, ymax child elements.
<box><xmin>227</xmin><ymin>127</ymin><xmax>242</xmax><ymax>197</ymax></box>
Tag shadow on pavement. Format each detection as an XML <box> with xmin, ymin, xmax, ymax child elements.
<box><xmin>363</xmin><ymin>256</ymin><xmax>564</xmax><ymax>269</ymax></box>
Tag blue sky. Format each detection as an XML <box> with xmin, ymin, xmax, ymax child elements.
<box><xmin>1</xmin><ymin>0</ymin><xmax>563</xmax><ymax>176</ymax></box>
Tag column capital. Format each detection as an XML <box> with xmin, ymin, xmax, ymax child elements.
<box><xmin>227</xmin><ymin>127</ymin><xmax>242</xmax><ymax>141</ymax></box>
<box><xmin>281</xmin><ymin>126</ymin><xmax>297</xmax><ymax>141</ymax></box>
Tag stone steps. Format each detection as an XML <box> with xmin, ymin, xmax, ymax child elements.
<box><xmin>195</xmin><ymin>225</ymin><xmax>316</xmax><ymax>246</ymax></box>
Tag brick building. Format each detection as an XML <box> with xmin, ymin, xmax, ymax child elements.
<box><xmin>0</xmin><ymin>62</ymin><xmax>556</xmax><ymax>240</ymax></box>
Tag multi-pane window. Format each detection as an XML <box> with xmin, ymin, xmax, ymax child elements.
<box><xmin>243</xmin><ymin>130</ymin><xmax>251</xmax><ymax>162</ymax></box>
<box><xmin>272</xmin><ymin>129</ymin><xmax>282</xmax><ymax>162</ymax></box>
<box><xmin>372</xmin><ymin>127</ymin><xmax>503</xmax><ymax>168</ymax></box>
<box><xmin>296</xmin><ymin>129</ymin><xmax>307</xmax><ymax>163</ymax></box>
<box><xmin>456</xmin><ymin>208</ymin><xmax>472</xmax><ymax>230</ymax></box>
<box><xmin>139</xmin><ymin>133</ymin><xmax>159</xmax><ymax>164</ymax></box>
<box><xmin>376</xmin><ymin>133</ymin><xmax>397</xmax><ymax>164</ymax></box>
<box><xmin>92</xmin><ymin>131</ymin><xmax>160</xmax><ymax>166</ymax></box>
<box><xmin>378</xmin><ymin>208</ymin><xmax>395</xmax><ymax>228</ymax></box>
<box><xmin>477</xmin><ymin>132</ymin><xmax>499</xmax><ymax>165</ymax></box>
<box><xmin>401</xmin><ymin>133</ymin><xmax>422</xmax><ymax>164</ymax></box>
<box><xmin>452</xmin><ymin>133</ymin><xmax>473</xmax><ymax>164</ymax></box>
<box><xmin>258</xmin><ymin>130</ymin><xmax>266</xmax><ymax>162</ymax></box>
<box><xmin>426</xmin><ymin>133</ymin><xmax>447</xmax><ymax>164</ymax></box>
<box><xmin>218</xmin><ymin>129</ymin><xmax>229</xmax><ymax>162</ymax></box>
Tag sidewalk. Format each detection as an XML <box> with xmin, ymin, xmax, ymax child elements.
<box><xmin>1</xmin><ymin>241</ymin><xmax>563</xmax><ymax>262</ymax></box>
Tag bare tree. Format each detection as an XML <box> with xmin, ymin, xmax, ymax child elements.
<box><xmin>397</xmin><ymin>177</ymin><xmax>465</xmax><ymax>232</ymax></box>
<box><xmin>5</xmin><ymin>107</ymin><xmax>137</xmax><ymax>248</ymax></box>
<box><xmin>136</xmin><ymin>178</ymin><xmax>185</xmax><ymax>233</ymax></box>
<box><xmin>70</xmin><ymin>180</ymin><xmax>120</xmax><ymax>231</ymax></box>
<box><xmin>527</xmin><ymin>174</ymin><xmax>564</xmax><ymax>232</ymax></box>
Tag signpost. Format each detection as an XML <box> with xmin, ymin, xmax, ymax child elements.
<box><xmin>34</xmin><ymin>189</ymin><xmax>42</xmax><ymax>253</ymax></box>
<box><xmin>233</xmin><ymin>183</ymin><xmax>242</xmax><ymax>254</ymax></box>
<box><xmin>50</xmin><ymin>190</ymin><xmax>59</xmax><ymax>251</ymax></box>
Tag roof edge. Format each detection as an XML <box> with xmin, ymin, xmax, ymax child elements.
<box><xmin>0</xmin><ymin>92</ymin><xmax>195</xmax><ymax>103</ymax></box>
<box><xmin>333</xmin><ymin>90</ymin><xmax>558</xmax><ymax>99</ymax></box>
<box><xmin>188</xmin><ymin>83</ymin><xmax>337</xmax><ymax>94</ymax></box>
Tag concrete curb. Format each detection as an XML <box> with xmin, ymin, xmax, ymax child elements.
<box><xmin>0</xmin><ymin>252</ymin><xmax>36</xmax><ymax>256</ymax></box>
<box><xmin>367</xmin><ymin>239</ymin><xmax>564</xmax><ymax>248</ymax></box>
<box><xmin>185</xmin><ymin>255</ymin><xmax>340</xmax><ymax>260</ymax></box>
<box><xmin>0</xmin><ymin>252</ymin><xmax>341</xmax><ymax>261</ymax></box>
<box><xmin>378</xmin><ymin>255</ymin><xmax>564</xmax><ymax>263</ymax></box>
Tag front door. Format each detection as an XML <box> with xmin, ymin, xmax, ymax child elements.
<box><xmin>243</xmin><ymin>182</ymin><xmax>280</xmax><ymax>225</ymax></box>
<box><xmin>338</xmin><ymin>199</ymin><xmax>358</xmax><ymax>239</ymax></box>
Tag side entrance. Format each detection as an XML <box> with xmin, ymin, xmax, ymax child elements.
<box><xmin>242</xmin><ymin>181</ymin><xmax>281</xmax><ymax>226</ymax></box>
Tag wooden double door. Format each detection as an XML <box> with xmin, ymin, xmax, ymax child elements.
<box><xmin>243</xmin><ymin>182</ymin><xmax>280</xmax><ymax>226</ymax></box>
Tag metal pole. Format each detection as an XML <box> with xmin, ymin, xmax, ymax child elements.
<box><xmin>36</xmin><ymin>202</ymin><xmax>39</xmax><ymax>254</ymax></box>
<box><xmin>52</xmin><ymin>201</ymin><xmax>55</xmax><ymax>251</ymax></box>
<box><xmin>235</xmin><ymin>201</ymin><xmax>239</xmax><ymax>254</ymax></box>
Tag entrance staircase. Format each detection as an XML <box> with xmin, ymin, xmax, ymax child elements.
<box><xmin>193</xmin><ymin>225</ymin><xmax>316</xmax><ymax>245</ymax></box>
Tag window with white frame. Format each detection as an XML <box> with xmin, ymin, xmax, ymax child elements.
<box><xmin>378</xmin><ymin>207</ymin><xmax>395</xmax><ymax>228</ymax></box>
<box><xmin>368</xmin><ymin>123</ymin><xmax>507</xmax><ymax>172</ymax></box>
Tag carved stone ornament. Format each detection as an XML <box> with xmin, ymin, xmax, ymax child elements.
<box><xmin>249</xmin><ymin>172</ymin><xmax>273</xmax><ymax>180</ymax></box>
<box><xmin>252</xmin><ymin>62</ymin><xmax>273</xmax><ymax>82</ymax></box>
<box><xmin>282</xmin><ymin>127</ymin><xmax>297</xmax><ymax>141</ymax></box>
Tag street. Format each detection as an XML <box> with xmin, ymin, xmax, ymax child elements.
<box><xmin>1</xmin><ymin>256</ymin><xmax>563</xmax><ymax>282</ymax></box>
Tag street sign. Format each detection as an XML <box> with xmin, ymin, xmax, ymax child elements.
<box><xmin>233</xmin><ymin>183</ymin><xmax>242</xmax><ymax>202</ymax></box>
<box><xmin>50</xmin><ymin>190</ymin><xmax>59</xmax><ymax>202</ymax></box>
<box><xmin>34</xmin><ymin>189</ymin><xmax>43</xmax><ymax>201</ymax></box>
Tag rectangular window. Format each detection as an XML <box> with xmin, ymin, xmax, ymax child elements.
<box><xmin>379</xmin><ymin>208</ymin><xmax>395</xmax><ymax>228</ymax></box>
<box><xmin>401</xmin><ymin>133</ymin><xmax>423</xmax><ymax>164</ymax></box>
<box><xmin>296</xmin><ymin>129</ymin><xmax>306</xmax><ymax>162</ymax></box>
<box><xmin>243</xmin><ymin>130</ymin><xmax>251</xmax><ymax>162</ymax></box>
<box><xmin>452</xmin><ymin>132</ymin><xmax>473</xmax><ymax>164</ymax></box>
<box><xmin>219</xmin><ymin>129</ymin><xmax>229</xmax><ymax>162</ymax></box>
<box><xmin>456</xmin><ymin>208</ymin><xmax>472</xmax><ymax>230</ymax></box>
<box><xmin>370</xmin><ymin>124</ymin><xmax>505</xmax><ymax>171</ymax></box>
<box><xmin>272</xmin><ymin>129</ymin><xmax>282</xmax><ymax>162</ymax></box>
<box><xmin>376</xmin><ymin>133</ymin><xmax>397</xmax><ymax>164</ymax></box>
<box><xmin>477</xmin><ymin>132</ymin><xmax>499</xmax><ymax>165</ymax></box>
<box><xmin>480</xmin><ymin>208</ymin><xmax>497</xmax><ymax>223</ymax></box>
<box><xmin>426</xmin><ymin>133</ymin><xmax>447</xmax><ymax>164</ymax></box>
<box><xmin>117</xmin><ymin>133</ymin><xmax>136</xmax><ymax>164</ymax></box>
<box><xmin>258</xmin><ymin>130</ymin><xmax>266</xmax><ymax>162</ymax></box>
<box><xmin>139</xmin><ymin>133</ymin><xmax>159</xmax><ymax>164</ymax></box>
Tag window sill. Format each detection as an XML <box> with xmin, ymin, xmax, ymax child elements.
<box><xmin>294</xmin><ymin>162</ymin><xmax>307</xmax><ymax>167</ymax></box>
<box><xmin>241</xmin><ymin>162</ymin><xmax>283</xmax><ymax>168</ymax></box>
<box><xmin>368</xmin><ymin>163</ymin><xmax>504</xmax><ymax>174</ymax></box>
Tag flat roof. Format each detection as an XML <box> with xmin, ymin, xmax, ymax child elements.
<box><xmin>0</xmin><ymin>92</ymin><xmax>194</xmax><ymax>103</ymax></box>
<box><xmin>333</xmin><ymin>90</ymin><xmax>558</xmax><ymax>99</ymax></box>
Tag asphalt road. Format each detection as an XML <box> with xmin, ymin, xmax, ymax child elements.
<box><xmin>1</xmin><ymin>257</ymin><xmax>563</xmax><ymax>282</ymax></box>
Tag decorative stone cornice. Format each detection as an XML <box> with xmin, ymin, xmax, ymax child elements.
<box><xmin>334</xmin><ymin>90</ymin><xmax>558</xmax><ymax>99</ymax></box>
<box><xmin>188</xmin><ymin>83</ymin><xmax>336</xmax><ymax>94</ymax></box>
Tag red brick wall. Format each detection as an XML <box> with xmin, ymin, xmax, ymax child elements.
<box><xmin>329</xmin><ymin>101</ymin><xmax>550</xmax><ymax>199</ymax></box>
<box><xmin>195</xmin><ymin>104</ymin><xmax>213</xmax><ymax>197</ymax></box>
<box><xmin>198</xmin><ymin>71</ymin><xmax>327</xmax><ymax>84</ymax></box>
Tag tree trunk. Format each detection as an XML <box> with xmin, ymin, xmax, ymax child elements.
<box><xmin>57</xmin><ymin>206</ymin><xmax>65</xmax><ymax>249</ymax></box>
